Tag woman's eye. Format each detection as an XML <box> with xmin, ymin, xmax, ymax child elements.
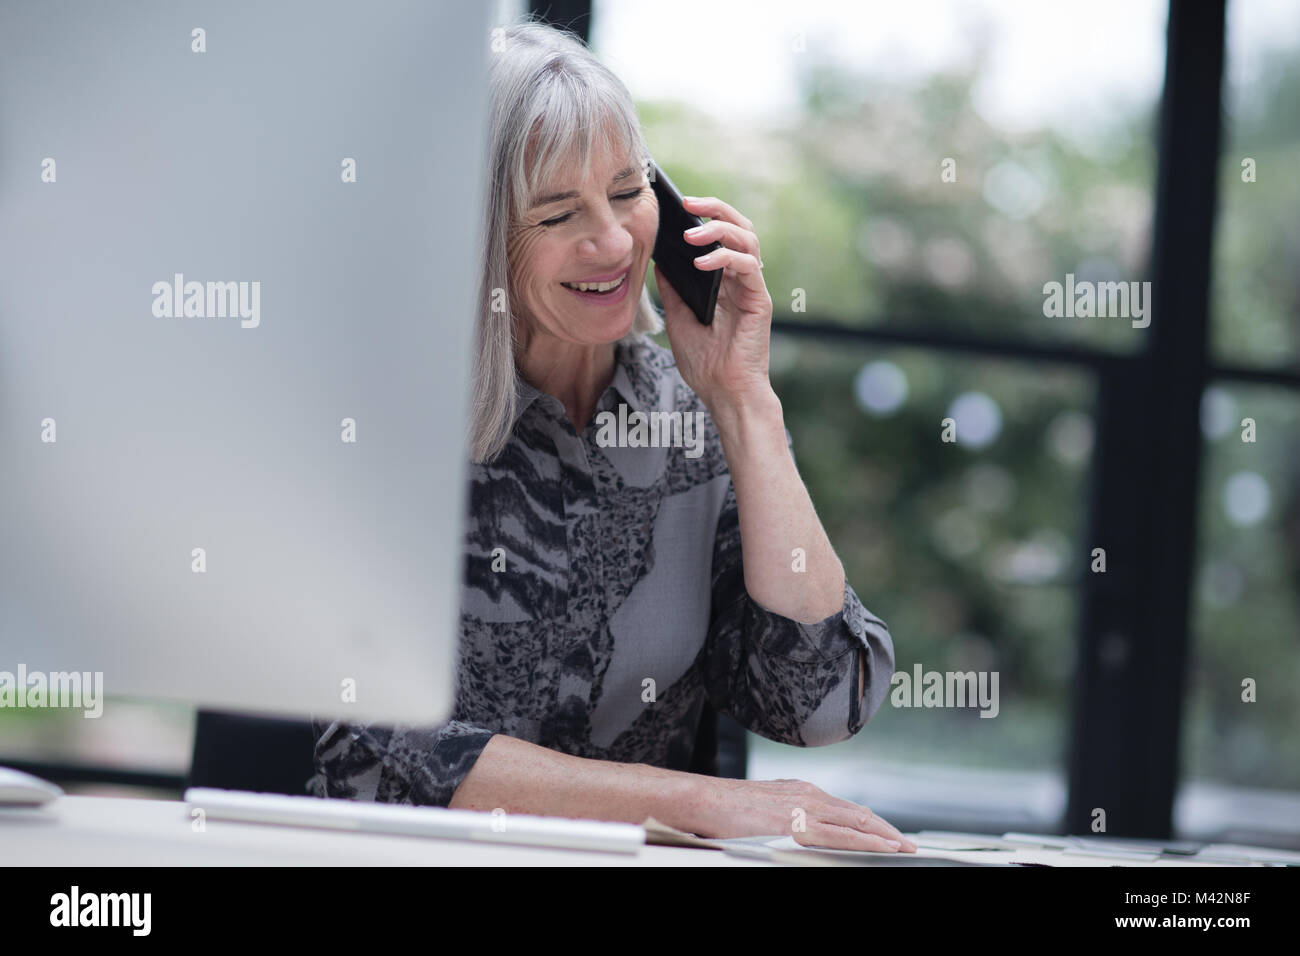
<box><xmin>540</xmin><ymin>189</ymin><xmax>643</xmax><ymax>227</ymax></box>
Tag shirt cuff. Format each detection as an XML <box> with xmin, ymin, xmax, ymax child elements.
<box><xmin>745</xmin><ymin>577</ymin><xmax>884</xmax><ymax>664</ymax></box>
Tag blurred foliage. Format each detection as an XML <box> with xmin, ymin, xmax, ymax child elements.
<box><xmin>769</xmin><ymin>343</ymin><xmax>1091</xmax><ymax>770</ymax></box>
<box><xmin>1186</xmin><ymin>385</ymin><xmax>1300</xmax><ymax>787</ymax></box>
<box><xmin>1211</xmin><ymin>43</ymin><xmax>1300</xmax><ymax>363</ymax></box>
<box><xmin>646</xmin><ymin>60</ymin><xmax>1156</xmax><ymax>353</ymax></box>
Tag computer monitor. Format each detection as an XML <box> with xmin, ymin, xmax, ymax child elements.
<box><xmin>0</xmin><ymin>0</ymin><xmax>491</xmax><ymax>725</ymax></box>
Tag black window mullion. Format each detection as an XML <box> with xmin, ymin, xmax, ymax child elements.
<box><xmin>1067</xmin><ymin>0</ymin><xmax>1226</xmax><ymax>838</ymax></box>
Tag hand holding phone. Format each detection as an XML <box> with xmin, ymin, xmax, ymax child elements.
<box><xmin>649</xmin><ymin>161</ymin><xmax>722</xmax><ymax>325</ymax></box>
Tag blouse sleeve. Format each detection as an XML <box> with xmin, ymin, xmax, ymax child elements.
<box><xmin>700</xmin><ymin>428</ymin><xmax>895</xmax><ymax>747</ymax></box>
<box><xmin>308</xmin><ymin>716</ymin><xmax>496</xmax><ymax>808</ymax></box>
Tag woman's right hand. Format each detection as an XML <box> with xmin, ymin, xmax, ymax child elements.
<box><xmin>686</xmin><ymin>775</ymin><xmax>918</xmax><ymax>852</ymax></box>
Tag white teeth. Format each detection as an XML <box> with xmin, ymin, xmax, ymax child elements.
<box><xmin>563</xmin><ymin>272</ymin><xmax>626</xmax><ymax>293</ymax></box>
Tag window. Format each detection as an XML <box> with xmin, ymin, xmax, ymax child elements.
<box><xmin>1210</xmin><ymin>1</ymin><xmax>1300</xmax><ymax>366</ymax></box>
<box><xmin>611</xmin><ymin>0</ymin><xmax>1166</xmax><ymax>352</ymax></box>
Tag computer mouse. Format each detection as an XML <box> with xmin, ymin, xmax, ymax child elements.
<box><xmin>0</xmin><ymin>766</ymin><xmax>64</xmax><ymax>806</ymax></box>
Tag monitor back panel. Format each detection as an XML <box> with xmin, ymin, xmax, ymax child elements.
<box><xmin>0</xmin><ymin>0</ymin><xmax>491</xmax><ymax>724</ymax></box>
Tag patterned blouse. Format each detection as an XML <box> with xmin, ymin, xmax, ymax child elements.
<box><xmin>308</xmin><ymin>333</ymin><xmax>894</xmax><ymax>807</ymax></box>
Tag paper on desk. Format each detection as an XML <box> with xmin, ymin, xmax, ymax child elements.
<box><xmin>1004</xmin><ymin>833</ymin><xmax>1282</xmax><ymax>864</ymax></box>
<box><xmin>641</xmin><ymin>821</ymin><xmax>1268</xmax><ymax>866</ymax></box>
<box><xmin>1196</xmin><ymin>843</ymin><xmax>1300</xmax><ymax>865</ymax></box>
<box><xmin>641</xmin><ymin>817</ymin><xmax>726</xmax><ymax>849</ymax></box>
<box><xmin>753</xmin><ymin>836</ymin><xmax>1162</xmax><ymax>866</ymax></box>
<box><xmin>1062</xmin><ymin>846</ymin><xmax>1161</xmax><ymax>862</ymax></box>
<box><xmin>914</xmin><ymin>830</ymin><xmax>1025</xmax><ymax>851</ymax></box>
<box><xmin>753</xmin><ymin>836</ymin><xmax>1007</xmax><ymax>866</ymax></box>
<box><xmin>640</xmin><ymin>820</ymin><xmax>979</xmax><ymax>864</ymax></box>
<box><xmin>639</xmin><ymin>821</ymin><xmax>1109</xmax><ymax>865</ymax></box>
<box><xmin>1067</xmin><ymin>835</ymin><xmax>1205</xmax><ymax>856</ymax></box>
<box><xmin>639</xmin><ymin>820</ymin><xmax>863</xmax><ymax>865</ymax></box>
<box><xmin>1002</xmin><ymin>832</ymin><xmax>1076</xmax><ymax>848</ymax></box>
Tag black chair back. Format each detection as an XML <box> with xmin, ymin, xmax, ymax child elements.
<box><xmin>187</xmin><ymin>710</ymin><xmax>318</xmax><ymax>796</ymax></box>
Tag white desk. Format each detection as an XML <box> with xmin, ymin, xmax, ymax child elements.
<box><xmin>4</xmin><ymin>796</ymin><xmax>1286</xmax><ymax>866</ymax></box>
<box><xmin>0</xmin><ymin>795</ymin><xmax>774</xmax><ymax>866</ymax></box>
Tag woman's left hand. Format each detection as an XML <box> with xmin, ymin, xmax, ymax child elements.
<box><xmin>655</xmin><ymin>195</ymin><xmax>774</xmax><ymax>415</ymax></box>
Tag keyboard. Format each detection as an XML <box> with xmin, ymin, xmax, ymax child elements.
<box><xmin>183</xmin><ymin>787</ymin><xmax>645</xmax><ymax>855</ymax></box>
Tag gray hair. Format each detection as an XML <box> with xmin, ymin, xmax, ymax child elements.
<box><xmin>472</xmin><ymin>16</ymin><xmax>663</xmax><ymax>464</ymax></box>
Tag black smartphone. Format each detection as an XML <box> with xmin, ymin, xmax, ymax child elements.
<box><xmin>649</xmin><ymin>160</ymin><xmax>722</xmax><ymax>325</ymax></box>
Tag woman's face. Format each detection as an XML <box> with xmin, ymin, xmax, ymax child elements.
<box><xmin>507</xmin><ymin>134</ymin><xmax>658</xmax><ymax>348</ymax></box>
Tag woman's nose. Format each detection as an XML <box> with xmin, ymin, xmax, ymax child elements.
<box><xmin>577</xmin><ymin>202</ymin><xmax>635</xmax><ymax>257</ymax></box>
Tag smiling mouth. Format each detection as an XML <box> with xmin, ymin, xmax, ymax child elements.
<box><xmin>561</xmin><ymin>270</ymin><xmax>629</xmax><ymax>294</ymax></box>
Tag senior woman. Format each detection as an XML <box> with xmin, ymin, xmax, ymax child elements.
<box><xmin>311</xmin><ymin>18</ymin><xmax>912</xmax><ymax>853</ymax></box>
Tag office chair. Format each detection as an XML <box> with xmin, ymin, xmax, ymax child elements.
<box><xmin>688</xmin><ymin>704</ymin><xmax>748</xmax><ymax>779</ymax></box>
<box><xmin>187</xmin><ymin>710</ymin><xmax>319</xmax><ymax>797</ymax></box>
<box><xmin>187</xmin><ymin>702</ymin><xmax>749</xmax><ymax>797</ymax></box>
